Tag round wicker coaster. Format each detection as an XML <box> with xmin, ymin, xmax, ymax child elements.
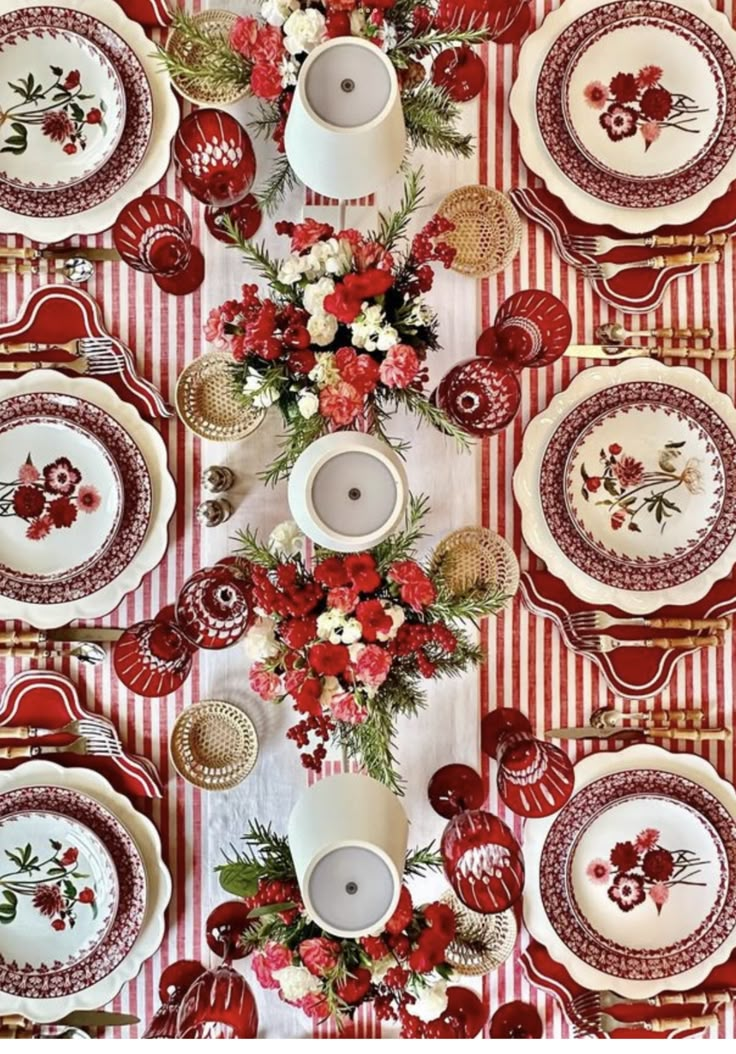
<box><xmin>170</xmin><ymin>700</ymin><xmax>259</xmax><ymax>791</ymax></box>
<box><xmin>431</xmin><ymin>527</ymin><xmax>520</xmax><ymax>604</ymax></box>
<box><xmin>176</xmin><ymin>352</ymin><xmax>264</xmax><ymax>443</ymax></box>
<box><xmin>442</xmin><ymin>891</ymin><xmax>518</xmax><ymax>976</ymax></box>
<box><xmin>438</xmin><ymin>186</ymin><xmax>522</xmax><ymax>278</ymax></box>
<box><xmin>165</xmin><ymin>10</ymin><xmax>249</xmax><ymax>106</ymax></box>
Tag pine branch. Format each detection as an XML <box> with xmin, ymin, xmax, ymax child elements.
<box><xmin>373</xmin><ymin>492</ymin><xmax>430</xmax><ymax>572</ymax></box>
<box><xmin>336</xmin><ymin>704</ymin><xmax>404</xmax><ymax>794</ymax></box>
<box><xmin>233</xmin><ymin>525</ymin><xmax>281</xmax><ymax>569</ymax></box>
<box><xmin>222</xmin><ymin>225</ymin><xmax>281</xmax><ymax>286</ymax></box>
<box><xmin>156</xmin><ymin>7</ymin><xmax>251</xmax><ymax>92</ymax></box>
<box><xmin>249</xmin><ymin>102</ymin><xmax>281</xmax><ymax>139</ymax></box>
<box><xmin>403</xmin><ymin>83</ymin><xmax>475</xmax><ymax>158</ymax></box>
<box><xmin>404</xmin><ymin>843</ymin><xmax>443</xmax><ymax>878</ymax></box>
<box><xmin>254</xmin><ymin>154</ymin><xmax>300</xmax><ymax>215</ymax></box>
<box><xmin>391</xmin><ymin>26</ymin><xmax>489</xmax><ymax>65</ymax></box>
<box><xmin>370</xmin><ymin>168</ymin><xmax>424</xmax><ymax>251</ymax></box>
<box><xmin>259</xmin><ymin>412</ymin><xmax>328</xmax><ymax>486</ymax></box>
<box><xmin>384</xmin><ymin>386</ymin><xmax>473</xmax><ymax>449</ymax></box>
<box><xmin>429</xmin><ymin>582</ymin><xmax>510</xmax><ymax>625</ymax></box>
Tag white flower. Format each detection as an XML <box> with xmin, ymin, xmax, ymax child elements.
<box><xmin>351</xmin><ymin>304</ymin><xmax>396</xmax><ymax>352</ymax></box>
<box><xmin>272</xmin><ymin>965</ymin><xmax>322</xmax><ymax>1003</ymax></box>
<box><xmin>279</xmin><ymin>55</ymin><xmax>299</xmax><ymax>88</ymax></box>
<box><xmin>405</xmin><ymin>981</ymin><xmax>449</xmax><ymax>1023</ymax></box>
<box><xmin>277</xmin><ymin>254</ymin><xmax>306</xmax><ymax>285</ymax></box>
<box><xmin>283</xmin><ymin>8</ymin><xmax>326</xmax><ymax>54</ymax></box>
<box><xmin>376</xmin><ymin>325</ymin><xmax>399</xmax><ymax>351</ymax></box>
<box><xmin>348</xmin><ymin>642</ymin><xmax>365</xmax><ymax>665</ymax></box>
<box><xmin>303</xmin><ymin>238</ymin><xmax>352</xmax><ymax>279</ymax></box>
<box><xmin>307</xmin><ymin>311</ymin><xmax>338</xmax><ymax>347</ymax></box>
<box><xmin>268</xmin><ymin>520</ymin><xmax>304</xmax><ymax>557</ymax></box>
<box><xmin>243</xmin><ymin>370</ymin><xmax>279</xmax><ymax>409</ymax></box>
<box><xmin>317</xmin><ymin>609</ymin><xmax>345</xmax><ymax>640</ymax></box>
<box><xmin>261</xmin><ymin>0</ymin><xmax>298</xmax><ymax>26</ymax></box>
<box><xmin>403</xmin><ymin>300</ymin><xmax>434</xmax><ymax>328</ymax></box>
<box><xmin>303</xmin><ymin>276</ymin><xmax>335</xmax><ymax>316</ymax></box>
<box><xmin>376</xmin><ymin>603</ymin><xmax>405</xmax><ymax>641</ymax></box>
<box><xmin>309</xmin><ymin>352</ymin><xmax>340</xmax><ymax>388</ymax></box>
<box><xmin>245</xmin><ymin>618</ymin><xmax>279</xmax><ymax>661</ymax></box>
<box><xmin>340</xmin><ymin>618</ymin><xmax>363</xmax><ymax>645</ymax></box>
<box><xmin>297</xmin><ymin>390</ymin><xmax>320</xmax><ymax>419</ymax></box>
<box><xmin>380</xmin><ymin>23</ymin><xmax>398</xmax><ymax>50</ymax></box>
<box><xmin>349</xmin><ymin>8</ymin><xmax>366</xmax><ymax>33</ymax></box>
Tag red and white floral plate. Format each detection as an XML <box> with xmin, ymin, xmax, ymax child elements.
<box><xmin>0</xmin><ymin>371</ymin><xmax>174</xmax><ymax>628</ymax></box>
<box><xmin>514</xmin><ymin>358</ymin><xmax>736</xmax><ymax>613</ymax></box>
<box><xmin>0</xmin><ymin>761</ymin><xmax>169</xmax><ymax>1021</ymax></box>
<box><xmin>523</xmin><ymin>745</ymin><xmax>736</xmax><ymax>998</ymax></box>
<box><xmin>510</xmin><ymin>0</ymin><xmax>736</xmax><ymax>232</ymax></box>
<box><xmin>0</xmin><ymin>0</ymin><xmax>177</xmax><ymax>241</ymax></box>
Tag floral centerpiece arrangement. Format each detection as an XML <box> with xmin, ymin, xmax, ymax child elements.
<box><xmin>205</xmin><ymin>172</ymin><xmax>467</xmax><ymax>484</ymax></box>
<box><xmin>161</xmin><ymin>1</ymin><xmax>489</xmax><ymax>208</ymax></box>
<box><xmin>217</xmin><ymin>821</ymin><xmax>470</xmax><ymax>1036</ymax></box>
<box><xmin>240</xmin><ymin>497</ymin><xmax>507</xmax><ymax>790</ymax></box>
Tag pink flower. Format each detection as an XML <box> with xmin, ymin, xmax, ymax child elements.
<box><xmin>611</xmin><ymin>509</ymin><xmax>627</xmax><ymax>530</ymax></box>
<box><xmin>319</xmin><ymin>382</ymin><xmax>364</xmax><ymax>426</ymax></box>
<box><xmin>614</xmin><ymin>455</ymin><xmax>644</xmax><ymax>488</ymax></box>
<box><xmin>43</xmin><ymin>456</ymin><xmax>81</xmax><ymax>496</ymax></box>
<box><xmin>251</xmin><ymin>62</ymin><xmax>283</xmax><ymax>101</ymax></box>
<box><xmin>389</xmin><ymin>560</ymin><xmax>436</xmax><ymax>611</ymax></box>
<box><xmin>299</xmin><ymin>936</ymin><xmax>341</xmax><ymax>977</ymax></box>
<box><xmin>298</xmin><ymin>991</ymin><xmax>330</xmax><ymax>1020</ymax></box>
<box><xmin>637</xmin><ymin>65</ymin><xmax>663</xmax><ymax>88</ymax></box>
<box><xmin>18</xmin><ymin>458</ymin><xmax>40</xmax><ymax>484</ymax></box>
<box><xmin>354</xmin><ymin>643</ymin><xmax>392</xmax><ymax>688</ymax></box>
<box><xmin>327</xmin><ymin>586</ymin><xmax>359</xmax><ymax>614</ymax></box>
<box><xmin>583</xmin><ymin>81</ymin><xmax>608</xmax><ymax>109</ymax></box>
<box><xmin>77</xmin><ymin>485</ymin><xmax>101</xmax><ymax>514</ymax></box>
<box><xmin>648</xmin><ymin>881</ymin><xmax>670</xmax><ymax>915</ymax></box>
<box><xmin>253</xmin><ymin>24</ymin><xmax>284</xmax><ymax>65</ymax></box>
<box><xmin>586</xmin><ymin>858</ymin><xmax>612</xmax><ymax>884</ymax></box>
<box><xmin>26</xmin><ymin>515</ymin><xmax>53</xmax><ymax>541</ymax></box>
<box><xmin>379</xmin><ymin>344</ymin><xmax>419</xmax><ymax>389</ymax></box>
<box><xmin>330</xmin><ymin>691</ymin><xmax>367</xmax><ymax>724</ymax></box>
<box><xmin>635</xmin><ymin>828</ymin><xmax>660</xmax><ymax>853</ymax></box>
<box><xmin>288</xmin><ymin>218</ymin><xmax>334</xmax><ymax>253</ymax></box>
<box><xmin>600</xmin><ymin>104</ymin><xmax>638</xmax><ymax>142</ymax></box>
<box><xmin>203</xmin><ymin>305</ymin><xmax>231</xmax><ymax>347</ymax></box>
<box><xmin>252</xmin><ymin>942</ymin><xmax>292</xmax><ymax>990</ymax></box>
<box><xmin>249</xmin><ymin>662</ymin><xmax>281</xmax><ymax>701</ymax></box>
<box><xmin>229</xmin><ymin>15</ymin><xmax>259</xmax><ymax>57</ymax></box>
<box><xmin>640</xmin><ymin>121</ymin><xmax>661</xmax><ymax>150</ymax></box>
<box><xmin>607</xmin><ymin>872</ymin><xmax>646</xmax><ymax>912</ymax></box>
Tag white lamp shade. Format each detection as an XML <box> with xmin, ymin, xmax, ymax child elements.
<box><xmin>287</xmin><ymin>432</ymin><xmax>408</xmax><ymax>551</ymax></box>
<box><xmin>288</xmin><ymin>773</ymin><xmax>409</xmax><ymax>938</ymax></box>
<box><xmin>284</xmin><ymin>38</ymin><xmax>406</xmax><ymax>200</ymax></box>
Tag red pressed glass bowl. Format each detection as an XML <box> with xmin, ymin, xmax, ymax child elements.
<box><xmin>112</xmin><ymin>617</ymin><xmax>195</xmax><ymax>698</ymax></box>
<box><xmin>112</xmin><ymin>193</ymin><xmax>204</xmax><ymax>296</ymax></box>
<box><xmin>492</xmin><ymin>290</ymin><xmax>572</xmax><ymax>370</ymax></box>
<box><xmin>490</xmin><ymin>1000</ymin><xmax>544</xmax><ymax>1039</ymax></box>
<box><xmin>428</xmin><ymin>764</ymin><xmax>486</xmax><ymax>819</ymax></box>
<box><xmin>143</xmin><ymin>960</ymin><xmax>206</xmax><ymax>1038</ymax></box>
<box><xmin>443</xmin><ymin>987</ymin><xmax>488</xmax><ymax>1038</ymax></box>
<box><xmin>174</xmin><ymin>109</ymin><xmax>257</xmax><ymax>209</ymax></box>
<box><xmin>432</xmin><ymin>46</ymin><xmax>486</xmax><ymax>102</ymax></box>
<box><xmin>435</xmin><ymin>358</ymin><xmax>521</xmax><ymax>436</ymax></box>
<box><xmin>441</xmin><ymin>808</ymin><xmax>525</xmax><ymax>914</ymax></box>
<box><xmin>175</xmin><ymin>562</ymin><xmax>253</xmax><ymax>650</ymax></box>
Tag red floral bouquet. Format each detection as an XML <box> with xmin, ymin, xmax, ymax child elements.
<box><xmin>217</xmin><ymin>822</ymin><xmax>472</xmax><ymax>1035</ymax></box>
<box><xmin>240</xmin><ymin>498</ymin><xmax>506</xmax><ymax>790</ymax></box>
<box><xmin>205</xmin><ymin>173</ymin><xmax>468</xmax><ymax>483</ymax></box>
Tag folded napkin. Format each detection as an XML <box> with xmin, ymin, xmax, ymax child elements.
<box><xmin>115</xmin><ymin>0</ymin><xmax>170</xmax><ymax>28</ymax></box>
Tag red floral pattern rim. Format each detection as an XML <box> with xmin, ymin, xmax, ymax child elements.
<box><xmin>539</xmin><ymin>769</ymin><xmax>736</xmax><ymax>980</ymax></box>
<box><xmin>536</xmin><ymin>0</ymin><xmax>736</xmax><ymax>208</ymax></box>
<box><xmin>0</xmin><ymin>392</ymin><xmax>152</xmax><ymax>604</ymax></box>
<box><xmin>0</xmin><ymin>7</ymin><xmax>152</xmax><ymax>218</ymax></box>
<box><xmin>539</xmin><ymin>381</ymin><xmax>736</xmax><ymax>591</ymax></box>
<box><xmin>0</xmin><ymin>786</ymin><xmax>146</xmax><ymax>998</ymax></box>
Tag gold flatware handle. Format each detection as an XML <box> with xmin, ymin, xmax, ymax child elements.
<box><xmin>648</xmin><ymin>326</ymin><xmax>712</xmax><ymax>339</ymax></box>
<box><xmin>0</xmin><ymin>263</ymin><xmax>32</xmax><ymax>275</ymax></box>
<box><xmin>650</xmin><ymin>250</ymin><xmax>722</xmax><ymax>269</ymax></box>
<box><xmin>0</xmin><ymin>744</ymin><xmax>36</xmax><ymax>759</ymax></box>
<box><xmin>648</xmin><ymin>708</ymin><xmax>703</xmax><ymax>726</ymax></box>
<box><xmin>643</xmin><ymin>634</ymin><xmax>722</xmax><ymax>648</ymax></box>
<box><xmin>0</xmin><ymin>247</ymin><xmax>34</xmax><ymax>260</ymax></box>
<box><xmin>0</xmin><ymin>726</ymin><xmax>35</xmax><ymax>740</ymax></box>
<box><xmin>0</xmin><ymin>358</ymin><xmax>87</xmax><ymax>374</ymax></box>
<box><xmin>652</xmin><ymin>234</ymin><xmax>728</xmax><ymax>248</ymax></box>
<box><xmin>0</xmin><ymin>1027</ymin><xmax>33</xmax><ymax>1038</ymax></box>
<box><xmin>647</xmin><ymin>727</ymin><xmax>730</xmax><ymax>742</ymax></box>
<box><xmin>647</xmin><ymin>1013</ymin><xmax>720</xmax><ymax>1031</ymax></box>
<box><xmin>0</xmin><ymin>631</ymin><xmax>42</xmax><ymax>646</ymax></box>
<box><xmin>649</xmin><ymin>617</ymin><xmax>729</xmax><ymax>630</ymax></box>
<box><xmin>0</xmin><ymin>646</ymin><xmax>50</xmax><ymax>658</ymax></box>
<box><xmin>655</xmin><ymin>347</ymin><xmax>736</xmax><ymax>360</ymax></box>
<box><xmin>0</xmin><ymin>340</ymin><xmax>77</xmax><ymax>355</ymax></box>
<box><xmin>656</xmin><ymin>990</ymin><xmax>734</xmax><ymax>1006</ymax></box>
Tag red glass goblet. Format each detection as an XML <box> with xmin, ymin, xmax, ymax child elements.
<box><xmin>174</xmin><ymin>109</ymin><xmax>257</xmax><ymax>238</ymax></box>
<box><xmin>112</xmin><ymin>194</ymin><xmax>205</xmax><ymax>296</ymax></box>
<box><xmin>205</xmin><ymin>194</ymin><xmax>262</xmax><ymax>244</ymax></box>
<box><xmin>432</xmin><ymin>46</ymin><xmax>486</xmax><ymax>102</ymax></box>
<box><xmin>491</xmin><ymin>290</ymin><xmax>572</xmax><ymax>370</ymax></box>
<box><xmin>435</xmin><ymin>359</ymin><xmax>521</xmax><ymax>437</ymax></box>
<box><xmin>443</xmin><ymin>987</ymin><xmax>488</xmax><ymax>1039</ymax></box>
<box><xmin>428</xmin><ymin>764</ymin><xmax>486</xmax><ymax>819</ymax></box>
<box><xmin>175</xmin><ymin>561</ymin><xmax>253</xmax><ymax>650</ymax></box>
<box><xmin>113</xmin><ymin>616</ymin><xmax>195</xmax><ymax>698</ymax></box>
<box><xmin>441</xmin><ymin>809</ymin><xmax>524</xmax><ymax>914</ymax></box>
<box><xmin>143</xmin><ymin>960</ymin><xmax>206</xmax><ymax>1038</ymax></box>
<box><xmin>481</xmin><ymin>708</ymin><xmax>574</xmax><ymax>819</ymax></box>
<box><xmin>490</xmin><ymin>1000</ymin><xmax>544</xmax><ymax>1039</ymax></box>
<box><xmin>435</xmin><ymin>0</ymin><xmax>531</xmax><ymax>44</ymax></box>
<box><xmin>176</xmin><ymin>903</ymin><xmax>259</xmax><ymax>1039</ymax></box>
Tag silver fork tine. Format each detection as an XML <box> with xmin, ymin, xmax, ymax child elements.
<box><xmin>564</xmin><ymin>611</ymin><xmax>600</xmax><ymax>631</ymax></box>
<box><xmin>74</xmin><ymin>718</ymin><xmax>117</xmax><ymax>739</ymax></box>
<box><xmin>77</xmin><ymin>337</ymin><xmax>115</xmax><ymax>355</ymax></box>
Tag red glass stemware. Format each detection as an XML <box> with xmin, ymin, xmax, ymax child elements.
<box><xmin>428</xmin><ymin>764</ymin><xmax>486</xmax><ymax>819</ymax></box>
<box><xmin>442</xmin><ymin>986</ymin><xmax>488</xmax><ymax>1038</ymax></box>
<box><xmin>490</xmin><ymin>1000</ymin><xmax>544</xmax><ymax>1039</ymax></box>
<box><xmin>435</xmin><ymin>0</ymin><xmax>530</xmax><ymax>43</ymax></box>
<box><xmin>143</xmin><ymin>960</ymin><xmax>207</xmax><ymax>1038</ymax></box>
<box><xmin>112</xmin><ymin>194</ymin><xmax>205</xmax><ymax>296</ymax></box>
<box><xmin>432</xmin><ymin>46</ymin><xmax>486</xmax><ymax>102</ymax></box>
<box><xmin>491</xmin><ymin>290</ymin><xmax>572</xmax><ymax>370</ymax></box>
<box><xmin>481</xmin><ymin>708</ymin><xmax>575</xmax><ymax>819</ymax></box>
<box><xmin>441</xmin><ymin>809</ymin><xmax>525</xmax><ymax>914</ymax></box>
<box><xmin>175</xmin><ymin>561</ymin><xmax>253</xmax><ymax>650</ymax></box>
<box><xmin>205</xmin><ymin>194</ymin><xmax>262</xmax><ymax>244</ymax></box>
<box><xmin>174</xmin><ymin>109</ymin><xmax>257</xmax><ymax>209</ymax></box>
<box><xmin>435</xmin><ymin>359</ymin><xmax>521</xmax><ymax>436</ymax></box>
<box><xmin>112</xmin><ymin>617</ymin><xmax>195</xmax><ymax>698</ymax></box>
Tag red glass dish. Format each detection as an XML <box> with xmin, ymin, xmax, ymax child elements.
<box><xmin>143</xmin><ymin>960</ymin><xmax>206</xmax><ymax>1038</ymax></box>
<box><xmin>205</xmin><ymin>194</ymin><xmax>262</xmax><ymax>244</ymax></box>
<box><xmin>443</xmin><ymin>987</ymin><xmax>488</xmax><ymax>1038</ymax></box>
<box><xmin>490</xmin><ymin>1000</ymin><xmax>544</xmax><ymax>1039</ymax></box>
<box><xmin>435</xmin><ymin>359</ymin><xmax>521</xmax><ymax>436</ymax></box>
<box><xmin>112</xmin><ymin>194</ymin><xmax>204</xmax><ymax>296</ymax></box>
<box><xmin>112</xmin><ymin>617</ymin><xmax>195</xmax><ymax>698</ymax></box>
<box><xmin>432</xmin><ymin>46</ymin><xmax>486</xmax><ymax>102</ymax></box>
<box><xmin>436</xmin><ymin>0</ymin><xmax>530</xmax><ymax>43</ymax></box>
<box><xmin>428</xmin><ymin>764</ymin><xmax>486</xmax><ymax>819</ymax></box>
<box><xmin>441</xmin><ymin>809</ymin><xmax>525</xmax><ymax>914</ymax></box>
<box><xmin>175</xmin><ymin>562</ymin><xmax>253</xmax><ymax>650</ymax></box>
<box><xmin>174</xmin><ymin>109</ymin><xmax>257</xmax><ymax>209</ymax></box>
<box><xmin>485</xmin><ymin>290</ymin><xmax>572</xmax><ymax>370</ymax></box>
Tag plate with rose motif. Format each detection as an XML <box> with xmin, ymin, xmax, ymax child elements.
<box><xmin>0</xmin><ymin>395</ymin><xmax>151</xmax><ymax>605</ymax></box>
<box><xmin>513</xmin><ymin>358</ymin><xmax>736</xmax><ymax>613</ymax></box>
<box><xmin>0</xmin><ymin>27</ymin><xmax>126</xmax><ymax>193</ymax></box>
<box><xmin>523</xmin><ymin>746</ymin><xmax>736</xmax><ymax>997</ymax></box>
<box><xmin>0</xmin><ymin>762</ymin><xmax>170</xmax><ymax>1022</ymax></box>
<box><xmin>510</xmin><ymin>0</ymin><xmax>736</xmax><ymax>232</ymax></box>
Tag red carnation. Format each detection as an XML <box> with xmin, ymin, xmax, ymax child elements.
<box><xmin>609</xmin><ymin>71</ymin><xmax>638</xmax><ymax>102</ymax></box>
<box><xmin>323</xmin><ymin>284</ymin><xmax>363</xmax><ymax>324</ymax></box>
<box><xmin>299</xmin><ymin>936</ymin><xmax>341</xmax><ymax>977</ymax></box>
<box><xmin>356</xmin><ymin>598</ymin><xmax>392</xmax><ymax>641</ymax></box>
<box><xmin>309</xmin><ymin>641</ymin><xmax>349</xmax><ymax>676</ymax></box>
<box><xmin>327</xmin><ymin>586</ymin><xmax>359</xmax><ymax>614</ymax></box>
<box><xmin>345</xmin><ymin>553</ymin><xmax>381</xmax><ymax>593</ymax></box>
<box><xmin>293</xmin><ymin>676</ymin><xmax>323</xmax><ymax>715</ymax></box>
<box><xmin>280</xmin><ymin>617</ymin><xmax>317</xmax><ymax>650</ymax></box>
<box><xmin>639</xmin><ymin>86</ymin><xmax>672</xmax><ymax>121</ymax></box>
<box><xmin>342</xmin><ymin>268</ymin><xmax>393</xmax><ymax>301</ymax></box>
<box><xmin>385</xmin><ymin>885</ymin><xmax>413</xmax><ymax>934</ymax></box>
<box><xmin>253</xmin><ymin>24</ymin><xmax>284</xmax><ymax>64</ymax></box>
<box><xmin>423</xmin><ymin>901</ymin><xmax>456</xmax><ymax>943</ymax></box>
<box><xmin>336</xmin><ymin>967</ymin><xmax>371</xmax><ymax>1005</ymax></box>
<box><xmin>288</xmin><ymin>218</ymin><xmax>334</xmax><ymax>253</ymax></box>
<box><xmin>251</xmin><ymin>62</ymin><xmax>283</xmax><ymax>101</ymax></box>
<box><xmin>287</xmin><ymin>349</ymin><xmax>317</xmax><ymax>374</ymax></box>
<box><xmin>283</xmin><ymin>324</ymin><xmax>311</xmax><ymax>350</ymax></box>
<box><xmin>610</xmin><ymin>840</ymin><xmax>639</xmax><ymax>872</ymax></box>
<box><xmin>642</xmin><ymin>848</ymin><xmax>675</xmax><ymax>882</ymax></box>
<box><xmin>59</xmin><ymin>847</ymin><xmax>79</xmax><ymax>867</ymax></box>
<box><xmin>63</xmin><ymin>69</ymin><xmax>80</xmax><ymax>90</ymax></box>
<box><xmin>408</xmin><ymin>931</ymin><xmax>447</xmax><ymax>973</ymax></box>
<box><xmin>326</xmin><ymin>10</ymin><xmax>351</xmax><ymax>35</ymax></box>
<box><xmin>335</xmin><ymin>346</ymin><xmax>381</xmax><ymax>396</ymax></box>
<box><xmin>48</xmin><ymin>496</ymin><xmax>77</xmax><ymax>529</ymax></box>
<box><xmin>314</xmin><ymin>557</ymin><xmax>349</xmax><ymax>588</ymax></box>
<box><xmin>13</xmin><ymin>485</ymin><xmax>45</xmax><ymax>520</ymax></box>
<box><xmin>389</xmin><ymin>560</ymin><xmax>436</xmax><ymax>610</ymax></box>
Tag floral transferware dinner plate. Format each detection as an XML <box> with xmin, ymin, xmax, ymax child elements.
<box><xmin>523</xmin><ymin>745</ymin><xmax>736</xmax><ymax>998</ymax></box>
<box><xmin>513</xmin><ymin>358</ymin><xmax>736</xmax><ymax>613</ymax></box>
<box><xmin>0</xmin><ymin>761</ymin><xmax>169</xmax><ymax>1021</ymax></box>
<box><xmin>510</xmin><ymin>0</ymin><xmax>736</xmax><ymax>232</ymax></box>
<box><xmin>0</xmin><ymin>371</ymin><xmax>174</xmax><ymax>628</ymax></box>
<box><xmin>0</xmin><ymin>0</ymin><xmax>177</xmax><ymax>240</ymax></box>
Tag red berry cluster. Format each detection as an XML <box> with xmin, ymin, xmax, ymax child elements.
<box><xmin>286</xmin><ymin>711</ymin><xmax>334</xmax><ymax>771</ymax></box>
<box><xmin>411</xmin><ymin>214</ymin><xmax>458</xmax><ymax>271</ymax></box>
<box><xmin>243</xmin><ymin>878</ymin><xmax>303</xmax><ymax>925</ymax></box>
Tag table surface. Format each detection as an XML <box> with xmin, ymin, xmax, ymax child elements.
<box><xmin>0</xmin><ymin>0</ymin><xmax>735</xmax><ymax>1039</ymax></box>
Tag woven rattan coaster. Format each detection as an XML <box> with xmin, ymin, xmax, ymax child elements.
<box><xmin>170</xmin><ymin>700</ymin><xmax>259</xmax><ymax>791</ymax></box>
<box><xmin>165</xmin><ymin>10</ymin><xmax>249</xmax><ymax>106</ymax></box>
<box><xmin>438</xmin><ymin>186</ymin><xmax>522</xmax><ymax>278</ymax></box>
<box><xmin>176</xmin><ymin>352</ymin><xmax>264</xmax><ymax>442</ymax></box>
<box><xmin>431</xmin><ymin>527</ymin><xmax>520</xmax><ymax>603</ymax></box>
<box><xmin>441</xmin><ymin>891</ymin><xmax>518</xmax><ymax>976</ymax></box>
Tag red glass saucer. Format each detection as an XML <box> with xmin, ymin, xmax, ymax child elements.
<box><xmin>428</xmin><ymin>764</ymin><xmax>486</xmax><ymax>819</ymax></box>
<box><xmin>490</xmin><ymin>1000</ymin><xmax>544</xmax><ymax>1039</ymax></box>
<box><xmin>432</xmin><ymin>46</ymin><xmax>486</xmax><ymax>102</ymax></box>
